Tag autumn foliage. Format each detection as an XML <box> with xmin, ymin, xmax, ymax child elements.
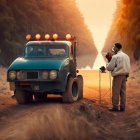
<box><xmin>103</xmin><ymin>0</ymin><xmax>140</xmax><ymax>61</ymax></box>
<box><xmin>0</xmin><ymin>0</ymin><xmax>97</xmax><ymax>67</ymax></box>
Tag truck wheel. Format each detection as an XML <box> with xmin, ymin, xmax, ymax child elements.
<box><xmin>77</xmin><ymin>75</ymin><xmax>83</xmax><ymax>100</ymax></box>
<box><xmin>28</xmin><ymin>93</ymin><xmax>33</xmax><ymax>103</ymax></box>
<box><xmin>34</xmin><ymin>93</ymin><xmax>47</xmax><ymax>102</ymax></box>
<box><xmin>62</xmin><ymin>76</ymin><xmax>79</xmax><ymax>103</ymax></box>
<box><xmin>15</xmin><ymin>90</ymin><xmax>32</xmax><ymax>104</ymax></box>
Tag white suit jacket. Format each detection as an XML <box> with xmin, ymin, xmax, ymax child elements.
<box><xmin>106</xmin><ymin>50</ymin><xmax>130</xmax><ymax>77</ymax></box>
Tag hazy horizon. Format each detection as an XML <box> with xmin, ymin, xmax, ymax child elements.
<box><xmin>76</xmin><ymin>0</ymin><xmax>117</xmax><ymax>69</ymax></box>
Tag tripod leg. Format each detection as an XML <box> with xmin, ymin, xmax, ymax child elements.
<box><xmin>109</xmin><ymin>72</ymin><xmax>112</xmax><ymax>101</ymax></box>
<box><xmin>99</xmin><ymin>70</ymin><xmax>101</xmax><ymax>104</ymax></box>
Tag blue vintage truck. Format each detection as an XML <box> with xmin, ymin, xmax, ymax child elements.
<box><xmin>7</xmin><ymin>34</ymin><xmax>83</xmax><ymax>104</ymax></box>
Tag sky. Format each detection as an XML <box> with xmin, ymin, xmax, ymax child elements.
<box><xmin>76</xmin><ymin>0</ymin><xmax>117</xmax><ymax>69</ymax></box>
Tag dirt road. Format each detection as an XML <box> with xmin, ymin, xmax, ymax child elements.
<box><xmin>0</xmin><ymin>64</ymin><xmax>140</xmax><ymax>140</ymax></box>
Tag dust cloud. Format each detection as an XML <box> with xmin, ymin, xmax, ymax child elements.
<box><xmin>0</xmin><ymin>102</ymin><xmax>112</xmax><ymax>140</ymax></box>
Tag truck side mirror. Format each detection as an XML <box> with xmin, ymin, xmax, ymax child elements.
<box><xmin>22</xmin><ymin>50</ymin><xmax>25</xmax><ymax>57</ymax></box>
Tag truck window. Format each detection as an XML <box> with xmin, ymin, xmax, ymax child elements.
<box><xmin>49</xmin><ymin>48</ymin><xmax>66</xmax><ymax>57</ymax></box>
<box><xmin>25</xmin><ymin>45</ymin><xmax>69</xmax><ymax>58</ymax></box>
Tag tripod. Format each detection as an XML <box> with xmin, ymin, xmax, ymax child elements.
<box><xmin>99</xmin><ymin>70</ymin><xmax>112</xmax><ymax>104</ymax></box>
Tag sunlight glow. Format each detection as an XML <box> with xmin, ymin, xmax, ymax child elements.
<box><xmin>76</xmin><ymin>0</ymin><xmax>117</xmax><ymax>70</ymax></box>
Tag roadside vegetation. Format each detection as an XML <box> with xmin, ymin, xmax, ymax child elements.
<box><xmin>103</xmin><ymin>0</ymin><xmax>140</xmax><ymax>61</ymax></box>
<box><xmin>0</xmin><ymin>0</ymin><xmax>97</xmax><ymax>67</ymax></box>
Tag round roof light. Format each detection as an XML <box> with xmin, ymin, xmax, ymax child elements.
<box><xmin>66</xmin><ymin>34</ymin><xmax>72</xmax><ymax>40</ymax></box>
<box><xmin>45</xmin><ymin>34</ymin><xmax>50</xmax><ymax>40</ymax></box>
<box><xmin>26</xmin><ymin>34</ymin><xmax>31</xmax><ymax>41</ymax></box>
<box><xmin>35</xmin><ymin>34</ymin><xmax>41</xmax><ymax>40</ymax></box>
<box><xmin>53</xmin><ymin>34</ymin><xmax>58</xmax><ymax>40</ymax></box>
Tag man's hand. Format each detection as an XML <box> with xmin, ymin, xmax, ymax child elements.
<box><xmin>126</xmin><ymin>74</ymin><xmax>129</xmax><ymax>81</ymax></box>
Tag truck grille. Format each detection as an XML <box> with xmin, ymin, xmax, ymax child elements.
<box><xmin>27</xmin><ymin>72</ymin><xmax>38</xmax><ymax>79</ymax></box>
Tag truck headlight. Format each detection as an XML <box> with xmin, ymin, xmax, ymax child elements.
<box><xmin>9</xmin><ymin>71</ymin><xmax>16</xmax><ymax>80</ymax></box>
<box><xmin>42</xmin><ymin>71</ymin><xmax>49</xmax><ymax>80</ymax></box>
<box><xmin>17</xmin><ymin>71</ymin><xmax>24</xmax><ymax>80</ymax></box>
<box><xmin>49</xmin><ymin>70</ymin><xmax>57</xmax><ymax>80</ymax></box>
<box><xmin>64</xmin><ymin>59</ymin><xmax>69</xmax><ymax>66</ymax></box>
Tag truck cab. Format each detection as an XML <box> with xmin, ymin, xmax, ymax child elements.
<box><xmin>7</xmin><ymin>34</ymin><xmax>83</xmax><ymax>104</ymax></box>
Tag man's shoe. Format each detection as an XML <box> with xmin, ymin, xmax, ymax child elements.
<box><xmin>120</xmin><ymin>107</ymin><xmax>125</xmax><ymax>112</ymax></box>
<box><xmin>108</xmin><ymin>108</ymin><xmax>119</xmax><ymax>112</ymax></box>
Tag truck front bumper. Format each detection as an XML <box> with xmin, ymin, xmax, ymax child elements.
<box><xmin>14</xmin><ymin>81</ymin><xmax>66</xmax><ymax>94</ymax></box>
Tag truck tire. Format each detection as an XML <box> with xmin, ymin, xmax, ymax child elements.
<box><xmin>77</xmin><ymin>75</ymin><xmax>83</xmax><ymax>100</ymax></box>
<box><xmin>34</xmin><ymin>93</ymin><xmax>47</xmax><ymax>102</ymax></box>
<box><xmin>62</xmin><ymin>76</ymin><xmax>79</xmax><ymax>103</ymax></box>
<box><xmin>15</xmin><ymin>90</ymin><xmax>32</xmax><ymax>104</ymax></box>
<box><xmin>28</xmin><ymin>93</ymin><xmax>33</xmax><ymax>103</ymax></box>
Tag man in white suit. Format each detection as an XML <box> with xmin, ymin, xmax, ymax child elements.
<box><xmin>107</xmin><ymin>43</ymin><xmax>130</xmax><ymax>112</ymax></box>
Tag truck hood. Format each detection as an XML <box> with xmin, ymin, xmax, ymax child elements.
<box><xmin>8</xmin><ymin>57</ymin><xmax>68</xmax><ymax>70</ymax></box>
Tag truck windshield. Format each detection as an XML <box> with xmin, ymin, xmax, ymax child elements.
<box><xmin>25</xmin><ymin>45</ymin><xmax>69</xmax><ymax>58</ymax></box>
